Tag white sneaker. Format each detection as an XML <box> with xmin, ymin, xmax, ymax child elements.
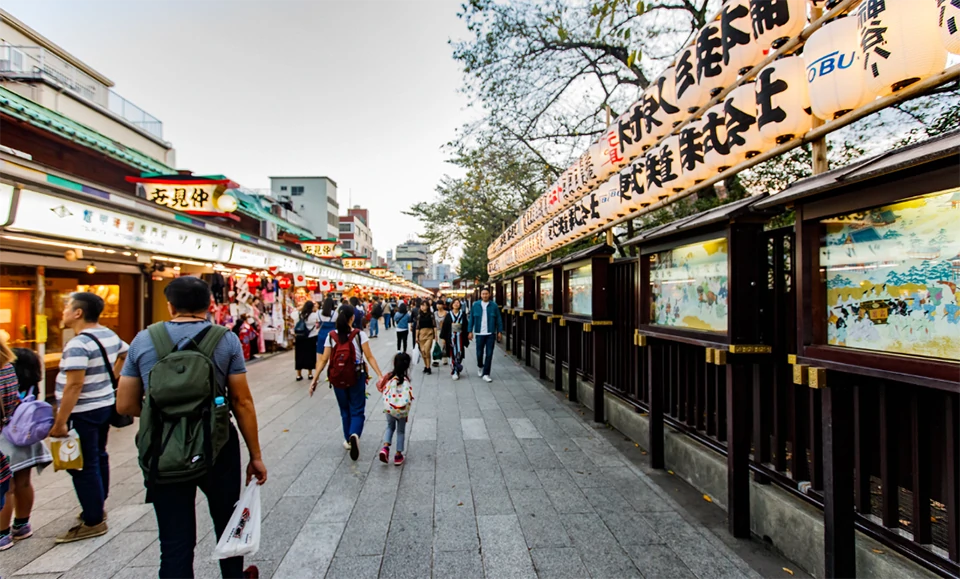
<box><xmin>452</xmin><ymin>373</ymin><xmax>460</xmax><ymax>381</ymax></box>
<box><xmin>482</xmin><ymin>375</ymin><xmax>492</xmax><ymax>383</ymax></box>
<box><xmin>343</xmin><ymin>440</ymin><xmax>351</xmax><ymax>450</ymax></box>
<box><xmin>477</xmin><ymin>369</ymin><xmax>484</xmax><ymax>378</ymax></box>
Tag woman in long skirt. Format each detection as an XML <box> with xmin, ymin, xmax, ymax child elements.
<box><xmin>295</xmin><ymin>301</ymin><xmax>320</xmax><ymax>381</ymax></box>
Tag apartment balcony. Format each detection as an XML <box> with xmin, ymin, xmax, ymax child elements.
<box><xmin>0</xmin><ymin>43</ymin><xmax>164</xmax><ymax>140</ymax></box>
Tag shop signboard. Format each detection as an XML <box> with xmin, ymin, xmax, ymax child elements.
<box><xmin>269</xmin><ymin>253</ymin><xmax>302</xmax><ymax>273</ymax></box>
<box><xmin>301</xmin><ymin>240</ymin><xmax>341</xmax><ymax>259</ymax></box>
<box><xmin>0</xmin><ymin>183</ymin><xmax>14</xmax><ymax>225</ymax></box>
<box><xmin>343</xmin><ymin>257</ymin><xmax>371</xmax><ymax>270</ymax></box>
<box><xmin>229</xmin><ymin>244</ymin><xmax>270</xmax><ymax>269</ymax></box>
<box><xmin>301</xmin><ymin>261</ymin><xmax>322</xmax><ymax>278</ymax></box>
<box><xmin>10</xmin><ymin>189</ymin><xmax>233</xmax><ymax>262</ymax></box>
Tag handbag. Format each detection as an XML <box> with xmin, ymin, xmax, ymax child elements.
<box><xmin>82</xmin><ymin>333</ymin><xmax>134</xmax><ymax>429</ymax></box>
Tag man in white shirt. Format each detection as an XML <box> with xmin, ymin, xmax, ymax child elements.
<box><xmin>467</xmin><ymin>288</ymin><xmax>503</xmax><ymax>382</ymax></box>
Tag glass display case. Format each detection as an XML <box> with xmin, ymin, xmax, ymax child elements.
<box><xmin>516</xmin><ymin>279</ymin><xmax>525</xmax><ymax>309</ymax></box>
<box><xmin>538</xmin><ymin>273</ymin><xmax>554</xmax><ymax>312</ymax></box>
<box><xmin>820</xmin><ymin>188</ymin><xmax>960</xmax><ymax>361</ymax></box>
<box><xmin>566</xmin><ymin>264</ymin><xmax>593</xmax><ymax>317</ymax></box>
<box><xmin>649</xmin><ymin>238</ymin><xmax>728</xmax><ymax>333</ymax></box>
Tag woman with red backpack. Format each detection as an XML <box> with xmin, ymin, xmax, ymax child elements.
<box><xmin>309</xmin><ymin>305</ymin><xmax>384</xmax><ymax>461</ymax></box>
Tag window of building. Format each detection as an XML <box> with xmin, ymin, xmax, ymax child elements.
<box><xmin>343</xmin><ymin>240</ymin><xmax>353</xmax><ymax>249</ymax></box>
<box><xmin>339</xmin><ymin>223</ymin><xmax>353</xmax><ymax>233</ymax></box>
<box><xmin>280</xmin><ymin>186</ymin><xmax>287</xmax><ymax>191</ymax></box>
<box><xmin>328</xmin><ymin>212</ymin><xmax>338</xmax><ymax>227</ymax></box>
<box><xmin>291</xmin><ymin>186</ymin><xmax>305</xmax><ymax>196</ymax></box>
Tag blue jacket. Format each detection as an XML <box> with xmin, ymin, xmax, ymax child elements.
<box><xmin>393</xmin><ymin>311</ymin><xmax>411</xmax><ymax>330</ymax></box>
<box><xmin>468</xmin><ymin>300</ymin><xmax>503</xmax><ymax>335</ymax></box>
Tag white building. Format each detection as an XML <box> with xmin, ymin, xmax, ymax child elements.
<box><xmin>268</xmin><ymin>176</ymin><xmax>339</xmax><ymax>240</ymax></box>
<box><xmin>338</xmin><ymin>206</ymin><xmax>374</xmax><ymax>258</ymax></box>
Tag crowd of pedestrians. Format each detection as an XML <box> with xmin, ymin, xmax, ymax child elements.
<box><xmin>0</xmin><ymin>278</ymin><xmax>503</xmax><ymax>578</ymax></box>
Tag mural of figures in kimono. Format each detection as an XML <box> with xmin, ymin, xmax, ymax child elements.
<box><xmin>567</xmin><ymin>265</ymin><xmax>593</xmax><ymax>317</ymax></box>
<box><xmin>822</xmin><ymin>188</ymin><xmax>960</xmax><ymax>361</ymax></box>
<box><xmin>649</xmin><ymin>238</ymin><xmax>728</xmax><ymax>333</ymax></box>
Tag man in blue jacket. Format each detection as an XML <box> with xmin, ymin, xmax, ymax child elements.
<box><xmin>467</xmin><ymin>287</ymin><xmax>503</xmax><ymax>383</ymax></box>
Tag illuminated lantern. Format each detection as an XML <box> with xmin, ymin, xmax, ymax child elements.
<box><xmin>697</xmin><ymin>21</ymin><xmax>731</xmax><ymax>97</ymax></box>
<box><xmin>306</xmin><ymin>280</ymin><xmax>319</xmax><ymax>292</ymax></box>
<box><xmin>679</xmin><ymin>117</ymin><xmax>711</xmax><ymax>184</ymax></box>
<box><xmin>643</xmin><ymin>67</ymin><xmax>683</xmax><ymax>143</ymax></box>
<box><xmin>644</xmin><ymin>149</ymin><xmax>665</xmax><ymax>201</ymax></box>
<box><xmin>593</xmin><ymin>177</ymin><xmax>620</xmax><ymax>224</ymax></box>
<box><xmin>804</xmin><ymin>15</ymin><xmax>871</xmax><ymax>120</ymax></box>
<box><xmin>701</xmin><ymin>103</ymin><xmax>730</xmax><ymax>175</ymax></box>
<box><xmin>722</xmin><ymin>0</ymin><xmax>765</xmax><ymax>75</ymax></box>
<box><xmin>857</xmin><ymin>0</ymin><xmax>946</xmax><ymax>97</ymax></box>
<box><xmin>615</xmin><ymin>101</ymin><xmax>646</xmax><ymax>162</ymax></box>
<box><xmin>750</xmin><ymin>0</ymin><xmax>807</xmax><ymax>50</ymax></box>
<box><xmin>278</xmin><ymin>277</ymin><xmax>292</xmax><ymax>290</ymax></box>
<box><xmin>675</xmin><ymin>45</ymin><xmax>707</xmax><ymax>113</ymax></box>
<box><xmin>592</xmin><ymin>125</ymin><xmax>627</xmax><ymax>184</ymax></box>
<box><xmin>616</xmin><ymin>161</ymin><xmax>649</xmax><ymax>217</ymax></box>
<box><xmin>724</xmin><ymin>82</ymin><xmax>763</xmax><ymax>163</ymax></box>
<box><xmin>660</xmin><ymin>135</ymin><xmax>692</xmax><ymax>193</ymax></box>
<box><xmin>756</xmin><ymin>56</ymin><xmax>812</xmax><ymax>145</ymax></box>
<box><xmin>940</xmin><ymin>0</ymin><xmax>960</xmax><ymax>54</ymax></box>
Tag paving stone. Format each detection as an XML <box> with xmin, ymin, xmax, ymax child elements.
<box><xmin>507</xmin><ymin>417</ymin><xmax>542</xmax><ymax>438</ymax></box>
<box><xmin>472</xmin><ymin>482</ymin><xmax>516</xmax><ymax>516</ymax></box>
<box><xmin>578</xmin><ymin>546</ymin><xmax>644</xmax><ymax>578</ymax></box>
<box><xmin>408</xmin><ymin>417</ymin><xmax>437</xmax><ymax>441</ymax></box>
<box><xmin>380</xmin><ymin>516</ymin><xmax>433</xmax><ymax>579</ymax></box>
<box><xmin>481</xmin><ymin>547</ymin><xmax>538</xmax><ymax>579</ymax></box>
<box><xmin>273</xmin><ymin>522</ymin><xmax>344</xmax><ymax>579</ymax></box>
<box><xmin>323</xmin><ymin>555</ymin><xmax>382</xmax><ymax>579</ymax></box>
<box><xmin>477</xmin><ymin>514</ymin><xmax>528</xmax><ymax>552</ymax></box>
<box><xmin>623</xmin><ymin>544</ymin><xmax>697</xmax><ymax>579</ymax></box>
<box><xmin>461</xmin><ymin>417</ymin><xmax>490</xmax><ymax>440</ymax></box>
<box><xmin>518</xmin><ymin>438</ymin><xmax>564</xmax><ymax>470</ymax></box>
<box><xmin>530</xmin><ymin>547</ymin><xmax>590</xmax><ymax>579</ymax></box>
<box><xmin>434</xmin><ymin>509</ymin><xmax>479</xmax><ymax>552</ymax></box>
<box><xmin>335</xmin><ymin>512</ymin><xmax>392</xmax><ymax>557</ymax></box>
<box><xmin>59</xmin><ymin>530</ymin><xmax>156</xmax><ymax>579</ymax></box>
<box><xmin>434</xmin><ymin>550</ymin><xmax>484</xmax><ymax>579</ymax></box>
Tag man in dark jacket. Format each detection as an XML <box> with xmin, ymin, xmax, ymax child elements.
<box><xmin>467</xmin><ymin>287</ymin><xmax>503</xmax><ymax>383</ymax></box>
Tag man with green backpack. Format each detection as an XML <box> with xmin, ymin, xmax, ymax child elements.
<box><xmin>117</xmin><ymin>277</ymin><xmax>267</xmax><ymax>579</ymax></box>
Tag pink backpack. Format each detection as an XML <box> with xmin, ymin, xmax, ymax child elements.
<box><xmin>2</xmin><ymin>387</ymin><xmax>55</xmax><ymax>447</ymax></box>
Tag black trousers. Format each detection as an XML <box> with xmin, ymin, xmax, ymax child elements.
<box><xmin>152</xmin><ymin>425</ymin><xmax>243</xmax><ymax>579</ymax></box>
<box><xmin>396</xmin><ymin>330</ymin><xmax>409</xmax><ymax>352</ymax></box>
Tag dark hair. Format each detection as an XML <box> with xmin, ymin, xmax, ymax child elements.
<box><xmin>164</xmin><ymin>277</ymin><xmax>212</xmax><ymax>314</ymax></box>
<box><xmin>301</xmin><ymin>300</ymin><xmax>315</xmax><ymax>319</ymax></box>
<box><xmin>321</xmin><ymin>297</ymin><xmax>335</xmax><ymax>318</ymax></box>
<box><xmin>452</xmin><ymin>298</ymin><xmax>462</xmax><ymax>310</ymax></box>
<box><xmin>335</xmin><ymin>304</ymin><xmax>355</xmax><ymax>343</ymax></box>
<box><xmin>11</xmin><ymin>347</ymin><xmax>41</xmax><ymax>395</ymax></box>
<box><xmin>349</xmin><ymin>296</ymin><xmax>360</xmax><ymax>307</ymax></box>
<box><xmin>70</xmin><ymin>292</ymin><xmax>105</xmax><ymax>322</ymax></box>
<box><xmin>398</xmin><ymin>302</ymin><xmax>408</xmax><ymax>315</ymax></box>
<box><xmin>392</xmin><ymin>352</ymin><xmax>411</xmax><ymax>383</ymax></box>
<box><xmin>481</xmin><ymin>287</ymin><xmax>491</xmax><ymax>294</ymax></box>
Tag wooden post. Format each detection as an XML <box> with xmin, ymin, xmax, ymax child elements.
<box><xmin>946</xmin><ymin>393</ymin><xmax>959</xmax><ymax>562</ymax></box>
<box><xmin>648</xmin><ymin>340</ymin><xmax>664</xmax><ymax>469</ymax></box>
<box><xmin>554</xmin><ymin>320</ymin><xmax>565</xmax><ymax>392</ymax></box>
<box><xmin>538</xmin><ymin>317</ymin><xmax>548</xmax><ymax>380</ymax></box>
<box><xmin>822</xmin><ymin>376</ymin><xmax>856</xmax><ymax>579</ymax></box>
<box><xmin>726</xmin><ymin>360</ymin><xmax>752</xmax><ymax>538</ymax></box>
<box><xmin>567</xmin><ymin>323</ymin><xmax>580</xmax><ymax>403</ymax></box>
<box><xmin>524</xmin><ymin>314</ymin><xmax>532</xmax><ymax>367</ymax></box>
<box><xmin>593</xmin><ymin>328</ymin><xmax>605</xmax><ymax>423</ymax></box>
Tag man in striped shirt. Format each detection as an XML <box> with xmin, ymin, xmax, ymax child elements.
<box><xmin>50</xmin><ymin>292</ymin><xmax>128</xmax><ymax>544</ymax></box>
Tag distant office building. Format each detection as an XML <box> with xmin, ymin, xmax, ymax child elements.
<box><xmin>430</xmin><ymin>263</ymin><xmax>453</xmax><ymax>282</ymax></box>
<box><xmin>339</xmin><ymin>205</ymin><xmax>375</xmax><ymax>258</ymax></box>
<box><xmin>394</xmin><ymin>240</ymin><xmax>430</xmax><ymax>283</ymax></box>
<box><xmin>268</xmin><ymin>176</ymin><xmax>339</xmax><ymax>239</ymax></box>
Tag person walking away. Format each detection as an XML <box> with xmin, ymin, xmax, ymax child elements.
<box><xmin>468</xmin><ymin>288</ymin><xmax>503</xmax><ymax>383</ymax></box>
<box><xmin>295</xmin><ymin>301</ymin><xmax>320</xmax><ymax>382</ymax></box>
<box><xmin>50</xmin><ymin>292</ymin><xmax>128</xmax><ymax>543</ymax></box>
<box><xmin>393</xmin><ymin>303</ymin><xmax>411</xmax><ymax>354</ymax></box>
<box><xmin>370</xmin><ymin>297</ymin><xmax>383</xmax><ymax>339</ymax></box>
<box><xmin>0</xmin><ymin>336</ymin><xmax>52</xmax><ymax>551</ymax></box>
<box><xmin>310</xmin><ymin>306</ymin><xmax>384</xmax><ymax>461</ymax></box>
<box><xmin>415</xmin><ymin>301</ymin><xmax>436</xmax><ymax>374</ymax></box>
<box><xmin>382</xmin><ymin>299</ymin><xmax>392</xmax><ymax>330</ymax></box>
<box><xmin>117</xmin><ymin>276</ymin><xmax>267</xmax><ymax>579</ymax></box>
<box><xmin>349</xmin><ymin>297</ymin><xmax>365</xmax><ymax>331</ymax></box>
<box><xmin>434</xmin><ymin>301</ymin><xmax>450</xmax><ymax>367</ymax></box>
<box><xmin>441</xmin><ymin>299</ymin><xmax>469</xmax><ymax>381</ymax></box>
<box><xmin>378</xmin><ymin>353</ymin><xmax>413</xmax><ymax>466</ymax></box>
<box><xmin>314</xmin><ymin>298</ymin><xmax>338</xmax><ymax>351</ymax></box>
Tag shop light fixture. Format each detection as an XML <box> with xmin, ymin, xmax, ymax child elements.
<box><xmin>122</xmin><ymin>251</ymin><xmax>132</xmax><ymax>256</ymax></box>
<box><xmin>86</xmin><ymin>263</ymin><xmax>97</xmax><ymax>274</ymax></box>
<box><xmin>2</xmin><ymin>235</ymin><xmax>113</xmax><ymax>254</ymax></box>
<box><xmin>151</xmin><ymin>255</ymin><xmax>212</xmax><ymax>268</ymax></box>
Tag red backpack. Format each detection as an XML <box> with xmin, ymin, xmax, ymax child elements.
<box><xmin>328</xmin><ymin>329</ymin><xmax>362</xmax><ymax>388</ymax></box>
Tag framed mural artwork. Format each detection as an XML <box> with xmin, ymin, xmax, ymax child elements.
<box><xmin>566</xmin><ymin>264</ymin><xmax>593</xmax><ymax>317</ymax></box>
<box><xmin>649</xmin><ymin>237</ymin><xmax>729</xmax><ymax>333</ymax></box>
<box><xmin>538</xmin><ymin>273</ymin><xmax>554</xmax><ymax>312</ymax></box>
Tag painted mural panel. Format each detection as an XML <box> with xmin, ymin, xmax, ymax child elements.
<box><xmin>539</xmin><ymin>273</ymin><xmax>554</xmax><ymax>311</ymax></box>
<box><xmin>822</xmin><ymin>188</ymin><xmax>960</xmax><ymax>361</ymax></box>
<box><xmin>566</xmin><ymin>265</ymin><xmax>593</xmax><ymax>317</ymax></box>
<box><xmin>649</xmin><ymin>238</ymin><xmax>728</xmax><ymax>333</ymax></box>
<box><xmin>516</xmin><ymin>280</ymin><xmax>525</xmax><ymax>309</ymax></box>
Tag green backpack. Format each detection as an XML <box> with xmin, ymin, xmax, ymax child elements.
<box><xmin>137</xmin><ymin>323</ymin><xmax>231</xmax><ymax>486</ymax></box>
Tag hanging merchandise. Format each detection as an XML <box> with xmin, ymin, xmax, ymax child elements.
<box><xmin>245</xmin><ymin>273</ymin><xmax>259</xmax><ymax>289</ymax></box>
<box><xmin>676</xmin><ymin>45</ymin><xmax>707</xmax><ymax>113</ymax></box>
<box><xmin>804</xmin><ymin>15</ymin><xmax>871</xmax><ymax>120</ymax></box>
<box><xmin>940</xmin><ymin>0</ymin><xmax>960</xmax><ymax>54</ymax></box>
<box><xmin>722</xmin><ymin>0</ymin><xmax>765</xmax><ymax>75</ymax></box>
<box><xmin>756</xmin><ymin>55</ymin><xmax>812</xmax><ymax>145</ymax></box>
<box><xmin>659</xmin><ymin>135</ymin><xmax>692</xmax><ymax>194</ymax></box>
<box><xmin>723</xmin><ymin>81</ymin><xmax>763</xmax><ymax>163</ymax></box>
<box><xmin>697</xmin><ymin>20</ymin><xmax>731</xmax><ymax>97</ymax></box>
<box><xmin>644</xmin><ymin>67</ymin><xmax>683</xmax><ymax>143</ymax></box>
<box><xmin>615</xmin><ymin>101</ymin><xmax>647</xmax><ymax>162</ymax></box>
<box><xmin>294</xmin><ymin>273</ymin><xmax>307</xmax><ymax>287</ymax></box>
<box><xmin>679</xmin><ymin>116</ymin><xmax>710</xmax><ymax>184</ymax></box>
<box><xmin>857</xmin><ymin>0</ymin><xmax>947</xmax><ymax>97</ymax></box>
<box><xmin>750</xmin><ymin>0</ymin><xmax>808</xmax><ymax>50</ymax></box>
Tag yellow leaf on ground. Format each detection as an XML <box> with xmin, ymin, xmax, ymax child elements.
<box><xmin>667</xmin><ymin>470</ymin><xmax>675</xmax><ymax>475</ymax></box>
<box><xmin>782</xmin><ymin>568</ymin><xmax>794</xmax><ymax>575</ymax></box>
<box><xmin>282</xmin><ymin>429</ymin><xmax>289</xmax><ymax>432</ymax></box>
<box><xmin>872</xmin><ymin>549</ymin><xmax>885</xmax><ymax>554</ymax></box>
<box><xmin>703</xmin><ymin>495</ymin><xmax>712</xmax><ymax>503</ymax></box>
<box><xmin>641</xmin><ymin>451</ymin><xmax>647</xmax><ymax>455</ymax></box>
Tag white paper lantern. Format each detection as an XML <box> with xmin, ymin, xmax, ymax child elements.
<box><xmin>857</xmin><ymin>0</ymin><xmax>947</xmax><ymax>97</ymax></box>
<box><xmin>644</xmin><ymin>67</ymin><xmax>683</xmax><ymax>143</ymax></box>
<box><xmin>756</xmin><ymin>55</ymin><xmax>812</xmax><ymax>145</ymax></box>
<box><xmin>659</xmin><ymin>135</ymin><xmax>693</xmax><ymax>194</ymax></box>
<box><xmin>697</xmin><ymin>21</ymin><xmax>734</xmax><ymax>97</ymax></box>
<box><xmin>750</xmin><ymin>0</ymin><xmax>807</xmax><ymax>49</ymax></box>
<box><xmin>702</xmin><ymin>102</ymin><xmax>733</xmax><ymax>174</ymax></box>
<box><xmin>939</xmin><ymin>0</ymin><xmax>960</xmax><ymax>54</ymax></box>
<box><xmin>592</xmin><ymin>125</ymin><xmax>628</xmax><ymax>184</ymax></box>
<box><xmin>615</xmin><ymin>101</ymin><xmax>647</xmax><ymax>162</ymax></box>
<box><xmin>724</xmin><ymin>81</ymin><xmax>764</xmax><ymax>163</ymax></box>
<box><xmin>679</xmin><ymin>116</ymin><xmax>711</xmax><ymax>184</ymax></box>
<box><xmin>644</xmin><ymin>149</ymin><xmax>665</xmax><ymax>201</ymax></box>
<box><xmin>722</xmin><ymin>0</ymin><xmax>765</xmax><ymax>76</ymax></box>
<box><xmin>616</xmin><ymin>161</ymin><xmax>650</xmax><ymax>216</ymax></box>
<box><xmin>804</xmin><ymin>15</ymin><xmax>871</xmax><ymax>120</ymax></box>
<box><xmin>676</xmin><ymin>45</ymin><xmax>708</xmax><ymax>113</ymax></box>
<box><xmin>594</xmin><ymin>177</ymin><xmax>620</xmax><ymax>224</ymax></box>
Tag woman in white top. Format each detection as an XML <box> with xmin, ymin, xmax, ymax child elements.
<box><xmin>295</xmin><ymin>301</ymin><xmax>321</xmax><ymax>381</ymax></box>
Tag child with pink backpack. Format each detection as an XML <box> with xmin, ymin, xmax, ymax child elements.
<box><xmin>377</xmin><ymin>353</ymin><xmax>413</xmax><ymax>466</ymax></box>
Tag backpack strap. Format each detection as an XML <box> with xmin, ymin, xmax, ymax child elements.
<box><xmin>196</xmin><ymin>325</ymin><xmax>229</xmax><ymax>359</ymax></box>
<box><xmin>147</xmin><ymin>323</ymin><xmax>176</xmax><ymax>359</ymax></box>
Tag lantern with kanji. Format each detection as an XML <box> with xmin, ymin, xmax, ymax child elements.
<box><xmin>756</xmin><ymin>55</ymin><xmax>812</xmax><ymax>145</ymax></box>
<box><xmin>660</xmin><ymin>135</ymin><xmax>692</xmax><ymax>194</ymax></box>
<box><xmin>724</xmin><ymin>81</ymin><xmax>763</xmax><ymax>162</ymax></box>
<box><xmin>278</xmin><ymin>276</ymin><xmax>292</xmax><ymax>290</ymax></box>
<box><xmin>750</xmin><ymin>0</ymin><xmax>807</xmax><ymax>50</ymax></box>
<box><xmin>697</xmin><ymin>20</ymin><xmax>732</xmax><ymax>97</ymax></box>
<box><xmin>593</xmin><ymin>176</ymin><xmax>620</xmax><ymax>224</ymax></box>
<box><xmin>644</xmin><ymin>149</ymin><xmax>665</xmax><ymax>201</ymax></box>
<box><xmin>644</xmin><ymin>67</ymin><xmax>683</xmax><ymax>143</ymax></box>
<box><xmin>702</xmin><ymin>102</ymin><xmax>732</xmax><ymax>174</ymax></box>
<box><xmin>804</xmin><ymin>15</ymin><xmax>871</xmax><ymax>121</ymax></box>
<box><xmin>857</xmin><ymin>0</ymin><xmax>946</xmax><ymax>97</ymax></box>
<box><xmin>592</xmin><ymin>125</ymin><xmax>626</xmax><ymax>184</ymax></box>
<box><xmin>676</xmin><ymin>45</ymin><xmax>707</xmax><ymax>113</ymax></box>
<box><xmin>306</xmin><ymin>279</ymin><xmax>319</xmax><ymax>292</ymax></box>
<box><xmin>679</xmin><ymin>116</ymin><xmax>711</xmax><ymax>184</ymax></box>
<box><xmin>616</xmin><ymin>161</ymin><xmax>649</xmax><ymax>217</ymax></box>
<box><xmin>722</xmin><ymin>0</ymin><xmax>765</xmax><ymax>75</ymax></box>
<box><xmin>615</xmin><ymin>101</ymin><xmax>647</xmax><ymax>162</ymax></box>
<box><xmin>940</xmin><ymin>0</ymin><xmax>960</xmax><ymax>54</ymax></box>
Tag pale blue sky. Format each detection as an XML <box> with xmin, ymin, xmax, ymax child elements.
<box><xmin>4</xmin><ymin>0</ymin><xmax>471</xmax><ymax>260</ymax></box>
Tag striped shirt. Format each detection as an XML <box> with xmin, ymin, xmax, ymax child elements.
<box><xmin>56</xmin><ymin>326</ymin><xmax>129</xmax><ymax>414</ymax></box>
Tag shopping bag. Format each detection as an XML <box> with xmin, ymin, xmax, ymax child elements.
<box><xmin>213</xmin><ymin>482</ymin><xmax>261</xmax><ymax>560</ymax></box>
<box><xmin>432</xmin><ymin>341</ymin><xmax>442</xmax><ymax>360</ymax></box>
<box><xmin>50</xmin><ymin>429</ymin><xmax>83</xmax><ymax>471</ymax></box>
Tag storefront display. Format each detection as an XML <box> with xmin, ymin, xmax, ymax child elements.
<box><xmin>821</xmin><ymin>188</ymin><xmax>960</xmax><ymax>360</ymax></box>
<box><xmin>538</xmin><ymin>273</ymin><xmax>554</xmax><ymax>312</ymax></box>
<box><xmin>649</xmin><ymin>238</ymin><xmax>728</xmax><ymax>333</ymax></box>
<box><xmin>566</xmin><ymin>264</ymin><xmax>593</xmax><ymax>317</ymax></box>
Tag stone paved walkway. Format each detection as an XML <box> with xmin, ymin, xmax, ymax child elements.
<box><xmin>1</xmin><ymin>325</ymin><xmax>787</xmax><ymax>579</ymax></box>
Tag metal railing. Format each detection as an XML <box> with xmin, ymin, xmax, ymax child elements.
<box><xmin>0</xmin><ymin>43</ymin><xmax>164</xmax><ymax>140</ymax></box>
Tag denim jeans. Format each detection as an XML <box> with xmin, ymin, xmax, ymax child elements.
<box><xmin>151</xmin><ymin>425</ymin><xmax>243</xmax><ymax>579</ymax></box>
<box><xmin>67</xmin><ymin>405</ymin><xmax>111</xmax><ymax>526</ymax></box>
<box><xmin>370</xmin><ymin>317</ymin><xmax>379</xmax><ymax>337</ymax></box>
<box><xmin>383</xmin><ymin>415</ymin><xmax>407</xmax><ymax>453</ymax></box>
<box><xmin>334</xmin><ymin>373</ymin><xmax>367</xmax><ymax>441</ymax></box>
<box><xmin>384</xmin><ymin>314</ymin><xmax>391</xmax><ymax>329</ymax></box>
<box><xmin>475</xmin><ymin>334</ymin><xmax>495</xmax><ymax>377</ymax></box>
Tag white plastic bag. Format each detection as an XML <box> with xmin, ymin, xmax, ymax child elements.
<box><xmin>212</xmin><ymin>482</ymin><xmax>261</xmax><ymax>560</ymax></box>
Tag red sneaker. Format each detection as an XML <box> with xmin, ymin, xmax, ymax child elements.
<box><xmin>394</xmin><ymin>451</ymin><xmax>405</xmax><ymax>466</ymax></box>
<box><xmin>243</xmin><ymin>565</ymin><xmax>260</xmax><ymax>578</ymax></box>
<box><xmin>379</xmin><ymin>446</ymin><xmax>389</xmax><ymax>463</ymax></box>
